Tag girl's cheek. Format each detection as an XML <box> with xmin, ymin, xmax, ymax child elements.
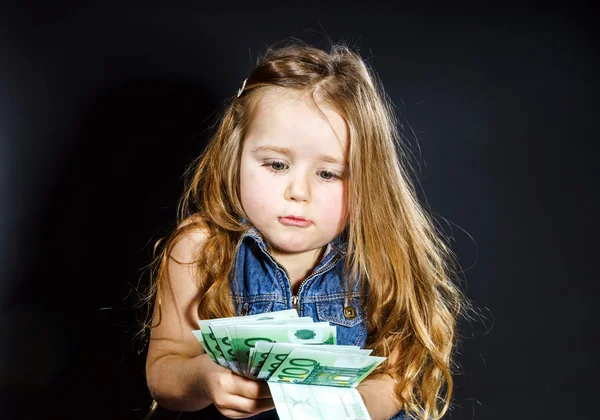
<box><xmin>318</xmin><ymin>187</ymin><xmax>346</xmax><ymax>221</ymax></box>
<box><xmin>253</xmin><ymin>175</ymin><xmax>281</xmax><ymax>206</ymax></box>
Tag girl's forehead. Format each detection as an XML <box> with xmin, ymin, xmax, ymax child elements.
<box><xmin>247</xmin><ymin>89</ymin><xmax>348</xmax><ymax>151</ymax></box>
<box><xmin>252</xmin><ymin>88</ymin><xmax>315</xmax><ymax>117</ymax></box>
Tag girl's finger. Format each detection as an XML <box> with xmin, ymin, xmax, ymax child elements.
<box><xmin>216</xmin><ymin>394</ymin><xmax>275</xmax><ymax>417</ymax></box>
<box><xmin>231</xmin><ymin>376</ymin><xmax>273</xmax><ymax>399</ymax></box>
<box><xmin>256</xmin><ymin>381</ymin><xmax>273</xmax><ymax>399</ymax></box>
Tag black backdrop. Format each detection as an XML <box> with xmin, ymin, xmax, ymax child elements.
<box><xmin>1</xmin><ymin>2</ymin><xmax>597</xmax><ymax>419</ymax></box>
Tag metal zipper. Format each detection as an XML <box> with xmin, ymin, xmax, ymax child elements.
<box><xmin>294</xmin><ymin>256</ymin><xmax>341</xmax><ymax>298</ymax></box>
<box><xmin>262</xmin><ymin>247</ymin><xmax>292</xmax><ymax>279</ymax></box>
<box><xmin>263</xmin><ymin>247</ymin><xmax>295</xmax><ymax>306</ymax></box>
<box><xmin>263</xmin><ymin>246</ymin><xmax>340</xmax><ymax>310</ymax></box>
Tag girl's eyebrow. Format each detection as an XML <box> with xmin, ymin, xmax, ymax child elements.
<box><xmin>251</xmin><ymin>146</ymin><xmax>290</xmax><ymax>155</ymax></box>
<box><xmin>318</xmin><ymin>155</ymin><xmax>345</xmax><ymax>166</ymax></box>
<box><xmin>251</xmin><ymin>145</ymin><xmax>345</xmax><ymax>166</ymax></box>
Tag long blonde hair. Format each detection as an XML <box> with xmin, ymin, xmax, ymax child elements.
<box><xmin>140</xmin><ymin>39</ymin><xmax>469</xmax><ymax>419</ymax></box>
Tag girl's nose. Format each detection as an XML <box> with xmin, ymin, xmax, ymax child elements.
<box><xmin>285</xmin><ymin>172</ymin><xmax>310</xmax><ymax>202</ymax></box>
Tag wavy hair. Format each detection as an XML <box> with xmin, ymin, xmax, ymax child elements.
<box><xmin>139</xmin><ymin>39</ymin><xmax>469</xmax><ymax>419</ymax></box>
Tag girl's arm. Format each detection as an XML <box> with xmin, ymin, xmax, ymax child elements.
<box><xmin>357</xmin><ymin>373</ymin><xmax>403</xmax><ymax>420</ymax></box>
<box><xmin>145</xmin><ymin>228</ymin><xmax>274</xmax><ymax>417</ymax></box>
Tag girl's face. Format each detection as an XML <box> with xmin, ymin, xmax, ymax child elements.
<box><xmin>239</xmin><ymin>89</ymin><xmax>348</xmax><ymax>258</ymax></box>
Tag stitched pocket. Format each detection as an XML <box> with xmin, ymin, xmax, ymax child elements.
<box><xmin>236</xmin><ymin>299</ymin><xmax>274</xmax><ymax>316</ymax></box>
<box><xmin>316</xmin><ymin>297</ymin><xmax>364</xmax><ymax>327</ymax></box>
<box><xmin>315</xmin><ymin>296</ymin><xmax>367</xmax><ymax>347</ymax></box>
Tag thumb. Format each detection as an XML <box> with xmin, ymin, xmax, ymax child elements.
<box><xmin>232</xmin><ymin>375</ymin><xmax>272</xmax><ymax>399</ymax></box>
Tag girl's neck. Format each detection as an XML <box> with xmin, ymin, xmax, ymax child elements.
<box><xmin>268</xmin><ymin>245</ymin><xmax>326</xmax><ymax>291</ymax></box>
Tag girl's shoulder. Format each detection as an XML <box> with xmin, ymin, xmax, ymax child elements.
<box><xmin>177</xmin><ymin>214</ymin><xmax>209</xmax><ymax>234</ymax></box>
<box><xmin>169</xmin><ymin>215</ymin><xmax>210</xmax><ymax>262</ymax></box>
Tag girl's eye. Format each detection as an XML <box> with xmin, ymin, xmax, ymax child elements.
<box><xmin>319</xmin><ymin>170</ymin><xmax>340</xmax><ymax>181</ymax></box>
<box><xmin>263</xmin><ymin>161</ymin><xmax>288</xmax><ymax>171</ymax></box>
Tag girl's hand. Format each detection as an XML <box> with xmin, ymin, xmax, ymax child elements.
<box><xmin>200</xmin><ymin>361</ymin><xmax>274</xmax><ymax>418</ymax></box>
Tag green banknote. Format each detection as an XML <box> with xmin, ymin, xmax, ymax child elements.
<box><xmin>230</xmin><ymin>321</ymin><xmax>326</xmax><ymax>376</ymax></box>
<box><xmin>238</xmin><ymin>318</ymin><xmax>316</xmax><ymax>376</ymax></box>
<box><xmin>191</xmin><ymin>330</ymin><xmax>218</xmax><ymax>364</ymax></box>
<box><xmin>229</xmin><ymin>323</ymin><xmax>337</xmax><ymax>378</ymax></box>
<box><xmin>195</xmin><ymin>320</ymin><xmax>228</xmax><ymax>368</ymax></box>
<box><xmin>247</xmin><ymin>346</ymin><xmax>258</xmax><ymax>376</ymax></box>
<box><xmin>267</xmin><ymin>347</ymin><xmax>385</xmax><ymax>387</ymax></box>
<box><xmin>196</xmin><ymin>309</ymin><xmax>298</xmax><ymax>369</ymax></box>
<box><xmin>256</xmin><ymin>343</ymin><xmax>370</xmax><ymax>380</ymax></box>
<box><xmin>268</xmin><ymin>382</ymin><xmax>372</xmax><ymax>420</ymax></box>
<box><xmin>208</xmin><ymin>323</ymin><xmax>244</xmax><ymax>374</ymax></box>
<box><xmin>213</xmin><ymin>317</ymin><xmax>314</xmax><ymax>376</ymax></box>
<box><xmin>248</xmin><ymin>340</ymin><xmax>279</xmax><ymax>378</ymax></box>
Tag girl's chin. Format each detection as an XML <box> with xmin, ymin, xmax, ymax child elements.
<box><xmin>265</xmin><ymin>236</ymin><xmax>318</xmax><ymax>255</ymax></box>
<box><xmin>268</xmin><ymin>242</ymin><xmax>311</xmax><ymax>255</ymax></box>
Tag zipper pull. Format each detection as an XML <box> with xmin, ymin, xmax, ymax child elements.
<box><xmin>292</xmin><ymin>295</ymin><xmax>298</xmax><ymax>309</ymax></box>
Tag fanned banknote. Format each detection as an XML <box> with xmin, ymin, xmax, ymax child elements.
<box><xmin>194</xmin><ymin>309</ymin><xmax>298</xmax><ymax>370</ymax></box>
<box><xmin>256</xmin><ymin>343</ymin><xmax>371</xmax><ymax>381</ymax></box>
<box><xmin>191</xmin><ymin>330</ymin><xmax>218</xmax><ymax>364</ymax></box>
<box><xmin>192</xmin><ymin>310</ymin><xmax>386</xmax><ymax>420</ymax></box>
<box><xmin>267</xmin><ymin>347</ymin><xmax>385</xmax><ymax>387</ymax></box>
<box><xmin>210</xmin><ymin>316</ymin><xmax>313</xmax><ymax>375</ymax></box>
<box><xmin>220</xmin><ymin>317</ymin><xmax>315</xmax><ymax>376</ymax></box>
<box><xmin>249</xmin><ymin>341</ymin><xmax>300</xmax><ymax>379</ymax></box>
<box><xmin>229</xmin><ymin>323</ymin><xmax>336</xmax><ymax>377</ymax></box>
<box><xmin>268</xmin><ymin>382</ymin><xmax>372</xmax><ymax>420</ymax></box>
<box><xmin>194</xmin><ymin>320</ymin><xmax>228</xmax><ymax>368</ymax></box>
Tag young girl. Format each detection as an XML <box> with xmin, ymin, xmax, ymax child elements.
<box><xmin>141</xmin><ymin>40</ymin><xmax>466</xmax><ymax>420</ymax></box>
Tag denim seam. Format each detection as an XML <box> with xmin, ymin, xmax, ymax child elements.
<box><xmin>353</xmin><ymin>325</ymin><xmax>367</xmax><ymax>347</ymax></box>
<box><xmin>231</xmin><ymin>294</ymin><xmax>285</xmax><ymax>304</ymax></box>
<box><xmin>273</xmin><ymin>266</ymin><xmax>290</xmax><ymax>306</ymax></box>
<box><xmin>317</xmin><ymin>314</ymin><xmax>364</xmax><ymax>327</ymax></box>
<box><xmin>302</xmin><ymin>292</ymin><xmax>361</xmax><ymax>302</ymax></box>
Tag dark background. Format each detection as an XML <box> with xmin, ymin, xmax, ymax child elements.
<box><xmin>1</xmin><ymin>2</ymin><xmax>597</xmax><ymax>419</ymax></box>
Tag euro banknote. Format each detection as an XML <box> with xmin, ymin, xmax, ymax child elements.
<box><xmin>229</xmin><ymin>322</ymin><xmax>336</xmax><ymax>376</ymax></box>
<box><xmin>268</xmin><ymin>382</ymin><xmax>372</xmax><ymax>420</ymax></box>
<box><xmin>194</xmin><ymin>309</ymin><xmax>299</xmax><ymax>371</ymax></box>
<box><xmin>191</xmin><ymin>309</ymin><xmax>386</xmax><ymax>420</ymax></box>
<box><xmin>267</xmin><ymin>346</ymin><xmax>385</xmax><ymax>387</ymax></box>
<box><xmin>193</xmin><ymin>310</ymin><xmax>384</xmax><ymax>386</ymax></box>
<box><xmin>256</xmin><ymin>342</ymin><xmax>372</xmax><ymax>380</ymax></box>
<box><xmin>209</xmin><ymin>316</ymin><xmax>313</xmax><ymax>375</ymax></box>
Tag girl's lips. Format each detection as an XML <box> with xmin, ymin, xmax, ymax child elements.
<box><xmin>278</xmin><ymin>216</ymin><xmax>312</xmax><ymax>228</ymax></box>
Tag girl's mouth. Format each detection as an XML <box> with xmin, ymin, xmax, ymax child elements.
<box><xmin>278</xmin><ymin>216</ymin><xmax>312</xmax><ymax>228</ymax></box>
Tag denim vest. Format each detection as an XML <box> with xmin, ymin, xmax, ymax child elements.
<box><xmin>230</xmin><ymin>227</ymin><xmax>368</xmax><ymax>347</ymax></box>
<box><xmin>203</xmin><ymin>227</ymin><xmax>408</xmax><ymax>420</ymax></box>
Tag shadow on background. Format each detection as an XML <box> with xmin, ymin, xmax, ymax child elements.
<box><xmin>1</xmin><ymin>80</ymin><xmax>219</xmax><ymax>419</ymax></box>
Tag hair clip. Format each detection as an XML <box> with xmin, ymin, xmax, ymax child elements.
<box><xmin>237</xmin><ymin>78</ymin><xmax>248</xmax><ymax>98</ymax></box>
